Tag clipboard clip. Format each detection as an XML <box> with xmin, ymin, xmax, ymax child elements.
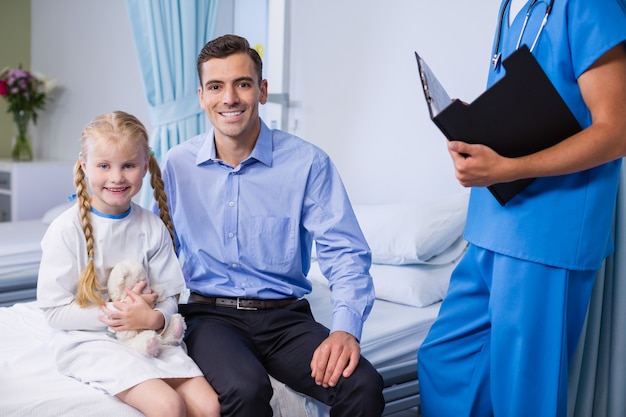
<box><xmin>492</xmin><ymin>52</ymin><xmax>502</xmax><ymax>70</ymax></box>
<box><xmin>419</xmin><ymin>69</ymin><xmax>433</xmax><ymax>104</ymax></box>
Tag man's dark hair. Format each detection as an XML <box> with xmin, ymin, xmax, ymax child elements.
<box><xmin>197</xmin><ymin>34</ymin><xmax>263</xmax><ymax>87</ymax></box>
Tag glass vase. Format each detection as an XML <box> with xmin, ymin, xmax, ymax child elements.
<box><xmin>11</xmin><ymin>110</ymin><xmax>34</xmax><ymax>161</ymax></box>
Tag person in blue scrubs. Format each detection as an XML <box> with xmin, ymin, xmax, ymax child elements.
<box><xmin>418</xmin><ymin>0</ymin><xmax>626</xmax><ymax>416</ymax></box>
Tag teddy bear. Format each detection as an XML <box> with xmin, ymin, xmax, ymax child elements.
<box><xmin>106</xmin><ymin>259</ymin><xmax>186</xmax><ymax>357</ymax></box>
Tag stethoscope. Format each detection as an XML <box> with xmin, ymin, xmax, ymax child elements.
<box><xmin>491</xmin><ymin>0</ymin><xmax>555</xmax><ymax>69</ymax></box>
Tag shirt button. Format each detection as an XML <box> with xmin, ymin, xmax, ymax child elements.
<box><xmin>228</xmin><ymin>201</ymin><xmax>235</xmax><ymax>207</ymax></box>
<box><xmin>228</xmin><ymin>232</ymin><xmax>234</xmax><ymax>238</ymax></box>
<box><xmin>231</xmin><ymin>263</ymin><xmax>238</xmax><ymax>268</ymax></box>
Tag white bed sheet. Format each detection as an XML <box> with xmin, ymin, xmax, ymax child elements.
<box><xmin>0</xmin><ymin>302</ymin><xmax>144</xmax><ymax>417</ymax></box>
<box><xmin>0</xmin><ymin>198</ymin><xmax>458</xmax><ymax>415</ymax></box>
<box><xmin>272</xmin><ymin>262</ymin><xmax>449</xmax><ymax>416</ymax></box>
<box><xmin>0</xmin><ymin>259</ymin><xmax>450</xmax><ymax>417</ymax></box>
<box><xmin>306</xmin><ymin>270</ymin><xmax>444</xmax><ymax>368</ymax></box>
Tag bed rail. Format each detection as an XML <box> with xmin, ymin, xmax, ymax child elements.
<box><xmin>378</xmin><ymin>359</ymin><xmax>420</xmax><ymax>415</ymax></box>
<box><xmin>0</xmin><ymin>268</ymin><xmax>38</xmax><ymax>306</ymax></box>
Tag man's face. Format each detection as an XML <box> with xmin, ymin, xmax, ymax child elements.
<box><xmin>198</xmin><ymin>52</ymin><xmax>268</xmax><ymax>143</ymax></box>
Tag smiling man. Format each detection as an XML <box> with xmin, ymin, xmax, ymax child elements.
<box><xmin>155</xmin><ymin>34</ymin><xmax>385</xmax><ymax>417</ymax></box>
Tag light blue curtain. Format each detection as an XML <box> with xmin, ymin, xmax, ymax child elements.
<box><xmin>568</xmin><ymin>161</ymin><xmax>626</xmax><ymax>416</ymax></box>
<box><xmin>125</xmin><ymin>0</ymin><xmax>220</xmax><ymax>206</ymax></box>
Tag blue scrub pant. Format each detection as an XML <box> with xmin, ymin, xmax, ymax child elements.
<box><xmin>418</xmin><ymin>245</ymin><xmax>596</xmax><ymax>417</ymax></box>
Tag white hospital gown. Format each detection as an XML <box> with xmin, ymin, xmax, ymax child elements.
<box><xmin>36</xmin><ymin>202</ymin><xmax>203</xmax><ymax>395</ymax></box>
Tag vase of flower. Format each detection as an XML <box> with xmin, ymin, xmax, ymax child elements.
<box><xmin>1</xmin><ymin>66</ymin><xmax>57</xmax><ymax>161</ymax></box>
<box><xmin>11</xmin><ymin>109</ymin><xmax>33</xmax><ymax>161</ymax></box>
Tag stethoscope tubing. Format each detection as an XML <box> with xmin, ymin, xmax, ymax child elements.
<box><xmin>492</xmin><ymin>0</ymin><xmax>555</xmax><ymax>69</ymax></box>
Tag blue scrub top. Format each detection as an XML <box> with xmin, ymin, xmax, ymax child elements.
<box><xmin>464</xmin><ymin>0</ymin><xmax>626</xmax><ymax>270</ymax></box>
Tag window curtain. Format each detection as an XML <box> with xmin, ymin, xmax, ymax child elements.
<box><xmin>568</xmin><ymin>162</ymin><xmax>626</xmax><ymax>417</ymax></box>
<box><xmin>125</xmin><ymin>0</ymin><xmax>220</xmax><ymax>207</ymax></box>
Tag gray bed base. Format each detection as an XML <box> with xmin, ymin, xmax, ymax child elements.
<box><xmin>0</xmin><ymin>268</ymin><xmax>38</xmax><ymax>307</ymax></box>
<box><xmin>379</xmin><ymin>359</ymin><xmax>420</xmax><ymax>415</ymax></box>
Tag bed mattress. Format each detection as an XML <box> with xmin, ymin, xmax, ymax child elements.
<box><xmin>0</xmin><ymin>219</ymin><xmax>47</xmax><ymax>276</ymax></box>
<box><xmin>307</xmin><ymin>277</ymin><xmax>442</xmax><ymax>368</ymax></box>
<box><xmin>0</xmin><ymin>219</ymin><xmax>48</xmax><ymax>306</ymax></box>
<box><xmin>0</xmin><ymin>267</ymin><xmax>39</xmax><ymax>306</ymax></box>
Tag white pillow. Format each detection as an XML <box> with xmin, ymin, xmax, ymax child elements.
<box><xmin>369</xmin><ymin>261</ymin><xmax>456</xmax><ymax>308</ymax></box>
<box><xmin>308</xmin><ymin>239</ymin><xmax>466</xmax><ymax>307</ymax></box>
<box><xmin>42</xmin><ymin>201</ymin><xmax>75</xmax><ymax>224</ymax></box>
<box><xmin>374</xmin><ymin>239</ymin><xmax>466</xmax><ymax>307</ymax></box>
<box><xmin>353</xmin><ymin>193</ymin><xmax>469</xmax><ymax>265</ymax></box>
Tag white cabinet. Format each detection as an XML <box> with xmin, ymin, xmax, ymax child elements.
<box><xmin>0</xmin><ymin>159</ymin><xmax>76</xmax><ymax>222</ymax></box>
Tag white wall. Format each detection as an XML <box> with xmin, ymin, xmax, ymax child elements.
<box><xmin>30</xmin><ymin>0</ymin><xmax>234</xmax><ymax>162</ymax></box>
<box><xmin>288</xmin><ymin>0</ymin><xmax>500</xmax><ymax>204</ymax></box>
<box><xmin>31</xmin><ymin>0</ymin><xmax>150</xmax><ymax>162</ymax></box>
<box><xmin>30</xmin><ymin>0</ymin><xmax>499</xmax><ymax>205</ymax></box>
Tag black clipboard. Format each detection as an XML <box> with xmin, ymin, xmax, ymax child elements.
<box><xmin>415</xmin><ymin>46</ymin><xmax>582</xmax><ymax>205</ymax></box>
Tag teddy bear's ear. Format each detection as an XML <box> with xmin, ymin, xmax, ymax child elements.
<box><xmin>107</xmin><ymin>265</ymin><xmax>127</xmax><ymax>299</ymax></box>
<box><xmin>120</xmin><ymin>270</ymin><xmax>131</xmax><ymax>282</ymax></box>
<box><xmin>107</xmin><ymin>260</ymin><xmax>148</xmax><ymax>301</ymax></box>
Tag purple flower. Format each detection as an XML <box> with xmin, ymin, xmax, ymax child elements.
<box><xmin>0</xmin><ymin>66</ymin><xmax>49</xmax><ymax>124</ymax></box>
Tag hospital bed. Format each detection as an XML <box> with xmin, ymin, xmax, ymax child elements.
<box><xmin>0</xmin><ymin>201</ymin><xmax>75</xmax><ymax>306</ymax></box>
<box><xmin>0</xmin><ymin>193</ymin><xmax>469</xmax><ymax>416</ymax></box>
<box><xmin>0</xmin><ymin>218</ymin><xmax>51</xmax><ymax>306</ymax></box>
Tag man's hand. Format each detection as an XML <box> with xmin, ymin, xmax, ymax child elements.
<box><xmin>310</xmin><ymin>330</ymin><xmax>361</xmax><ymax>388</ymax></box>
<box><xmin>448</xmin><ymin>141</ymin><xmax>516</xmax><ymax>187</ymax></box>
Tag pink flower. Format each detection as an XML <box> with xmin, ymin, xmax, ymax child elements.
<box><xmin>0</xmin><ymin>66</ymin><xmax>52</xmax><ymax>124</ymax></box>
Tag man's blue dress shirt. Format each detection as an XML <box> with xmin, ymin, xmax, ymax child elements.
<box><xmin>157</xmin><ymin>120</ymin><xmax>375</xmax><ymax>340</ymax></box>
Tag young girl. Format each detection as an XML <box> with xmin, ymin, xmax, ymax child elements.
<box><xmin>36</xmin><ymin>111</ymin><xmax>220</xmax><ymax>417</ymax></box>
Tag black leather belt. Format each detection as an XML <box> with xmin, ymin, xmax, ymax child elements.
<box><xmin>188</xmin><ymin>293</ymin><xmax>297</xmax><ymax>310</ymax></box>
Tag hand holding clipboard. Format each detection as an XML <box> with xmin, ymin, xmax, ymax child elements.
<box><xmin>415</xmin><ymin>46</ymin><xmax>582</xmax><ymax>205</ymax></box>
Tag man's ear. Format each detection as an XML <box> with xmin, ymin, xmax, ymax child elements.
<box><xmin>198</xmin><ymin>86</ymin><xmax>205</xmax><ymax>110</ymax></box>
<box><xmin>259</xmin><ymin>79</ymin><xmax>268</xmax><ymax>105</ymax></box>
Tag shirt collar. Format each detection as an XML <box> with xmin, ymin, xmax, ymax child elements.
<box><xmin>91</xmin><ymin>205</ymin><xmax>132</xmax><ymax>219</ymax></box>
<box><xmin>196</xmin><ymin>119</ymin><xmax>273</xmax><ymax>168</ymax></box>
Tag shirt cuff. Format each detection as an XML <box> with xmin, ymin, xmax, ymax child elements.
<box><xmin>331</xmin><ymin>306</ymin><xmax>363</xmax><ymax>342</ymax></box>
<box><xmin>154</xmin><ymin>296</ymin><xmax>178</xmax><ymax>334</ymax></box>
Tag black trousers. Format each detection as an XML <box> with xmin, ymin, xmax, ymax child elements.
<box><xmin>179</xmin><ymin>299</ymin><xmax>385</xmax><ymax>417</ymax></box>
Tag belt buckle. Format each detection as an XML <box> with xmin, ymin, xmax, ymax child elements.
<box><xmin>236</xmin><ymin>297</ymin><xmax>257</xmax><ymax>310</ymax></box>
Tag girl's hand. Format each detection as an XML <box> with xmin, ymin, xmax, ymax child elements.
<box><xmin>130</xmin><ymin>280</ymin><xmax>158</xmax><ymax>308</ymax></box>
<box><xmin>99</xmin><ymin>290</ymin><xmax>164</xmax><ymax>331</ymax></box>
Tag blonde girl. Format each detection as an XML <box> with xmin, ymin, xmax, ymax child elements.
<box><xmin>37</xmin><ymin>111</ymin><xmax>220</xmax><ymax>417</ymax></box>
